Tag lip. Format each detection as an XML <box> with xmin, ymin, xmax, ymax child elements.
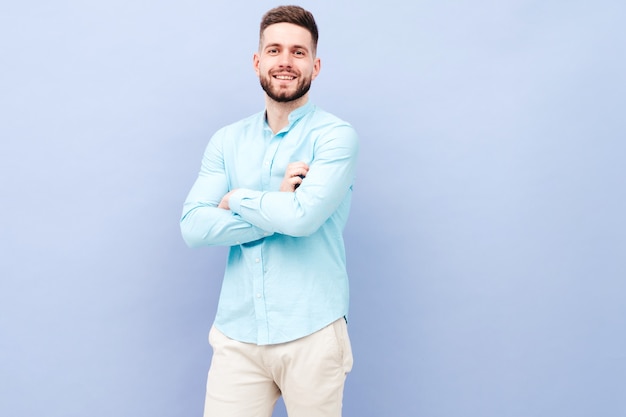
<box><xmin>272</xmin><ymin>72</ymin><xmax>297</xmax><ymax>81</ymax></box>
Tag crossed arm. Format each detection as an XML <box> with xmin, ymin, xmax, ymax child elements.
<box><xmin>218</xmin><ymin>162</ymin><xmax>309</xmax><ymax>209</ymax></box>
<box><xmin>180</xmin><ymin>125</ymin><xmax>358</xmax><ymax>247</ymax></box>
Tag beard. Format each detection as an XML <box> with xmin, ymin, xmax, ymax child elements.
<box><xmin>259</xmin><ymin>71</ymin><xmax>312</xmax><ymax>103</ymax></box>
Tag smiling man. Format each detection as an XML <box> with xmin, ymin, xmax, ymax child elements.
<box><xmin>180</xmin><ymin>6</ymin><xmax>358</xmax><ymax>417</ymax></box>
<box><xmin>256</xmin><ymin>21</ymin><xmax>318</xmax><ymax>105</ymax></box>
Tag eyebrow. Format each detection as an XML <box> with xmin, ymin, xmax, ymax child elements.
<box><xmin>264</xmin><ymin>43</ymin><xmax>310</xmax><ymax>52</ymax></box>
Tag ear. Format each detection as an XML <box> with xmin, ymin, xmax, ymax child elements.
<box><xmin>253</xmin><ymin>52</ymin><xmax>260</xmax><ymax>76</ymax></box>
<box><xmin>311</xmin><ymin>57</ymin><xmax>321</xmax><ymax>81</ymax></box>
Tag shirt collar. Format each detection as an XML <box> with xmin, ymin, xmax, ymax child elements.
<box><xmin>264</xmin><ymin>101</ymin><xmax>315</xmax><ymax>135</ymax></box>
<box><xmin>287</xmin><ymin>101</ymin><xmax>314</xmax><ymax>125</ymax></box>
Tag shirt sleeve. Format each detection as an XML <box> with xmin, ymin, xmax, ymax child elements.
<box><xmin>180</xmin><ymin>131</ymin><xmax>272</xmax><ymax>247</ymax></box>
<box><xmin>228</xmin><ymin>124</ymin><xmax>359</xmax><ymax>237</ymax></box>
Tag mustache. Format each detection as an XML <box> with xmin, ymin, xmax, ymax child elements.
<box><xmin>270</xmin><ymin>69</ymin><xmax>300</xmax><ymax>76</ymax></box>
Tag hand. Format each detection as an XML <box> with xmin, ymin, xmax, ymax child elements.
<box><xmin>218</xmin><ymin>189</ymin><xmax>238</xmax><ymax>210</ymax></box>
<box><xmin>280</xmin><ymin>162</ymin><xmax>309</xmax><ymax>192</ymax></box>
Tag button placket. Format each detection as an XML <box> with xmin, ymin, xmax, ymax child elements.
<box><xmin>251</xmin><ymin>245</ymin><xmax>268</xmax><ymax>341</ymax></box>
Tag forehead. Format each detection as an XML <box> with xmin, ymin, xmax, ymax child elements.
<box><xmin>260</xmin><ymin>22</ymin><xmax>314</xmax><ymax>50</ymax></box>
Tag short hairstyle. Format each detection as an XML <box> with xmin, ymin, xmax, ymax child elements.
<box><xmin>259</xmin><ymin>5</ymin><xmax>319</xmax><ymax>53</ymax></box>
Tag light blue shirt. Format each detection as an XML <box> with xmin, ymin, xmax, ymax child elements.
<box><xmin>180</xmin><ymin>102</ymin><xmax>359</xmax><ymax>345</ymax></box>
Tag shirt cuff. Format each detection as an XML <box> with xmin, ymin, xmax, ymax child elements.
<box><xmin>228</xmin><ymin>189</ymin><xmax>247</xmax><ymax>214</ymax></box>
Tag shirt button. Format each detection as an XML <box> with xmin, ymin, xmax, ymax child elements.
<box><xmin>256</xmin><ymin>293</ymin><xmax>262</xmax><ymax>298</ymax></box>
<box><xmin>264</xmin><ymin>161</ymin><xmax>269</xmax><ymax>166</ymax></box>
<box><xmin>255</xmin><ymin>258</ymin><xmax>260</xmax><ymax>263</ymax></box>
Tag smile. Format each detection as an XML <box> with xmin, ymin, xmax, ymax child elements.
<box><xmin>274</xmin><ymin>75</ymin><xmax>296</xmax><ymax>80</ymax></box>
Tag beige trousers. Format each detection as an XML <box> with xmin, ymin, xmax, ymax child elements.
<box><xmin>203</xmin><ymin>318</ymin><xmax>353</xmax><ymax>417</ymax></box>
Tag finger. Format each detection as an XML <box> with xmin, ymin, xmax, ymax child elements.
<box><xmin>295</xmin><ymin>166</ymin><xmax>309</xmax><ymax>177</ymax></box>
<box><xmin>286</xmin><ymin>169</ymin><xmax>304</xmax><ymax>179</ymax></box>
<box><xmin>288</xmin><ymin>161</ymin><xmax>309</xmax><ymax>173</ymax></box>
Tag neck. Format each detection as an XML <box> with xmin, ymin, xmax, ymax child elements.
<box><xmin>265</xmin><ymin>94</ymin><xmax>309</xmax><ymax>134</ymax></box>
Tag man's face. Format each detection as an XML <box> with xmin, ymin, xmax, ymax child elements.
<box><xmin>254</xmin><ymin>23</ymin><xmax>321</xmax><ymax>103</ymax></box>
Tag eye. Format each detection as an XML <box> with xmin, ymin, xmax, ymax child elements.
<box><xmin>267</xmin><ymin>48</ymin><xmax>279</xmax><ymax>55</ymax></box>
<box><xmin>294</xmin><ymin>50</ymin><xmax>305</xmax><ymax>57</ymax></box>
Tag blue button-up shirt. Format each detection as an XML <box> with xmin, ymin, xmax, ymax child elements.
<box><xmin>180</xmin><ymin>102</ymin><xmax>359</xmax><ymax>345</ymax></box>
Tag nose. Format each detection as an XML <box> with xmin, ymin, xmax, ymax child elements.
<box><xmin>278</xmin><ymin>50</ymin><xmax>293</xmax><ymax>67</ymax></box>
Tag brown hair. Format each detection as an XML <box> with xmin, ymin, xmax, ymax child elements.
<box><xmin>259</xmin><ymin>5</ymin><xmax>319</xmax><ymax>53</ymax></box>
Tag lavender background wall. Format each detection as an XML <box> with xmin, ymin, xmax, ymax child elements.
<box><xmin>1</xmin><ymin>1</ymin><xmax>625</xmax><ymax>416</ymax></box>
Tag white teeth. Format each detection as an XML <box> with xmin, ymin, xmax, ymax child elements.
<box><xmin>275</xmin><ymin>75</ymin><xmax>295</xmax><ymax>80</ymax></box>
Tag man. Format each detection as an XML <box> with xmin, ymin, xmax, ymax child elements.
<box><xmin>180</xmin><ymin>5</ymin><xmax>358</xmax><ymax>417</ymax></box>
